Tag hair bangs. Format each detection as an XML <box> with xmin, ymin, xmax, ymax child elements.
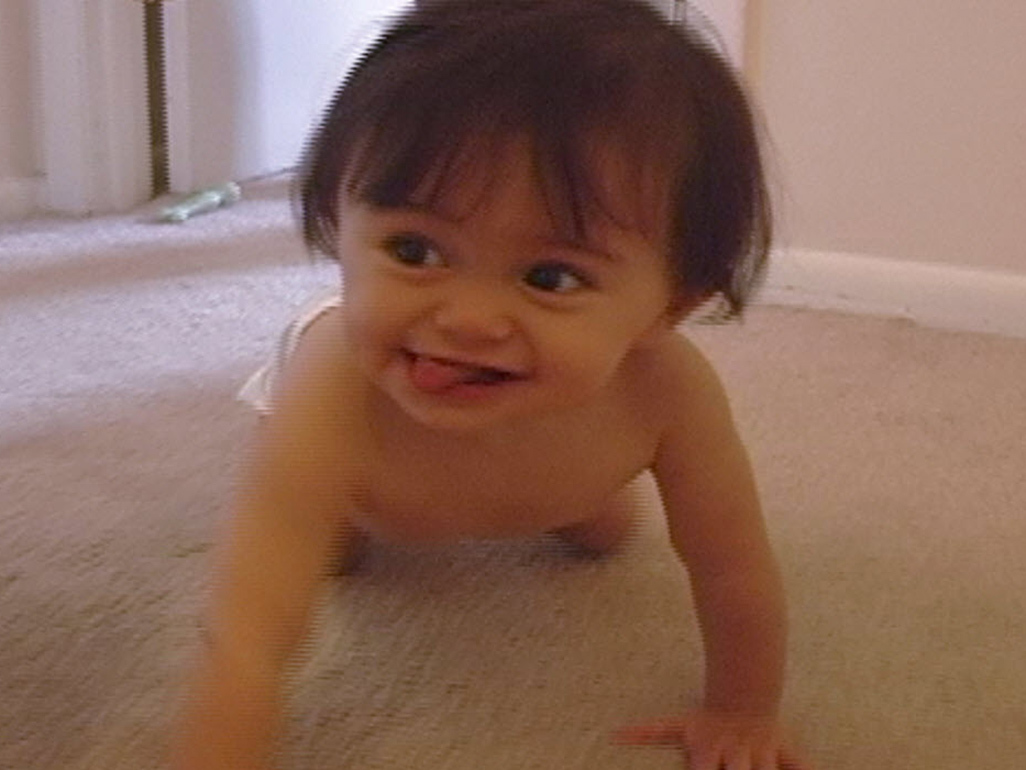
<box><xmin>297</xmin><ymin>0</ymin><xmax>772</xmax><ymax>318</ymax></box>
<box><xmin>337</xmin><ymin>44</ymin><xmax>689</xmax><ymax>254</ymax></box>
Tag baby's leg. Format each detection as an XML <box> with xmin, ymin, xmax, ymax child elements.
<box><xmin>552</xmin><ymin>486</ymin><xmax>640</xmax><ymax>558</ymax></box>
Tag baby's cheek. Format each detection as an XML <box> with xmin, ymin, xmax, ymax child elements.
<box><xmin>546</xmin><ymin>343</ymin><xmax>623</xmax><ymax>394</ymax></box>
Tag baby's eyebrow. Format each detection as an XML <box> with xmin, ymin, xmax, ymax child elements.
<box><xmin>543</xmin><ymin>237</ymin><xmax>621</xmax><ymax>264</ymax></box>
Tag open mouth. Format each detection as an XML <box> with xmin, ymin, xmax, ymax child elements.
<box><xmin>461</xmin><ymin>364</ymin><xmax>519</xmax><ymax>384</ymax></box>
<box><xmin>403</xmin><ymin>350</ymin><xmax>525</xmax><ymax>392</ymax></box>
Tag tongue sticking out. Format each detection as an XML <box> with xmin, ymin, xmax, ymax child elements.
<box><xmin>409</xmin><ymin>356</ymin><xmax>481</xmax><ymax>393</ymax></box>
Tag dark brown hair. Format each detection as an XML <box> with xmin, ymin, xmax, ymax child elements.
<box><xmin>297</xmin><ymin>0</ymin><xmax>772</xmax><ymax>317</ymax></box>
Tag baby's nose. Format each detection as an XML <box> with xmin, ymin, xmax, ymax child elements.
<box><xmin>432</xmin><ymin>285</ymin><xmax>516</xmax><ymax>342</ymax></box>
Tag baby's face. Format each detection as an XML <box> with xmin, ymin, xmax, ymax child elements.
<box><xmin>335</xmin><ymin>140</ymin><xmax>683</xmax><ymax>432</ymax></box>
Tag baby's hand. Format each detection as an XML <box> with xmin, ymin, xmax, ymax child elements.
<box><xmin>613</xmin><ymin>709</ymin><xmax>811</xmax><ymax>770</ymax></box>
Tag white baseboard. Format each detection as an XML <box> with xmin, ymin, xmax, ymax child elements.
<box><xmin>0</xmin><ymin>176</ymin><xmax>44</xmax><ymax>222</ymax></box>
<box><xmin>760</xmin><ymin>249</ymin><xmax>1026</xmax><ymax>340</ymax></box>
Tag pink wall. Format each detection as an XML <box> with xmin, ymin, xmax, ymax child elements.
<box><xmin>752</xmin><ymin>0</ymin><xmax>1026</xmax><ymax>273</ymax></box>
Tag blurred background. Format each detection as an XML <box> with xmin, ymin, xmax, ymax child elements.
<box><xmin>2</xmin><ymin>0</ymin><xmax>1023</xmax><ymax>335</ymax></box>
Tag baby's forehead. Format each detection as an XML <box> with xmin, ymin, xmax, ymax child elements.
<box><xmin>397</xmin><ymin>134</ymin><xmax>674</xmax><ymax>248</ymax></box>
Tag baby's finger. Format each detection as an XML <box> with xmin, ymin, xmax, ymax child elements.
<box><xmin>688</xmin><ymin>745</ymin><xmax>729</xmax><ymax>770</ymax></box>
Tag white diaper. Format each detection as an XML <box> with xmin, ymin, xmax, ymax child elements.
<box><xmin>237</xmin><ymin>288</ymin><xmax>342</xmax><ymax>414</ymax></box>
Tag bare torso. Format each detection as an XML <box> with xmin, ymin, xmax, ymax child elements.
<box><xmin>320</xmin><ymin>314</ymin><xmax>669</xmax><ymax>543</ymax></box>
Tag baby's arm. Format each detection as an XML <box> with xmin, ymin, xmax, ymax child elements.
<box><xmin>175</xmin><ymin>318</ymin><xmax>355</xmax><ymax>770</ymax></box>
<box><xmin>619</xmin><ymin>337</ymin><xmax>808</xmax><ymax>768</ymax></box>
<box><xmin>656</xmin><ymin>340</ymin><xmax>785</xmax><ymax>715</ymax></box>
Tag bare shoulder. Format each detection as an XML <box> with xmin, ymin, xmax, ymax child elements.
<box><xmin>251</xmin><ymin>305</ymin><xmax>366</xmax><ymax>504</ymax></box>
<box><xmin>634</xmin><ymin>330</ymin><xmax>733</xmax><ymax>430</ymax></box>
<box><xmin>274</xmin><ymin>304</ymin><xmax>351</xmax><ymax>417</ymax></box>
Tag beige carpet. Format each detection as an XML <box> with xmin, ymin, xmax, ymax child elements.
<box><xmin>2</xmin><ymin>179</ymin><xmax>1024</xmax><ymax>769</ymax></box>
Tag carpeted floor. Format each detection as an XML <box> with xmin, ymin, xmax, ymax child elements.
<box><xmin>2</xmin><ymin>178</ymin><xmax>1024</xmax><ymax>769</ymax></box>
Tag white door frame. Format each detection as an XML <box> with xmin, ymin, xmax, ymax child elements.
<box><xmin>36</xmin><ymin>0</ymin><xmax>151</xmax><ymax>215</ymax></box>
<box><xmin>162</xmin><ymin>1</ymin><xmax>199</xmax><ymax>194</ymax></box>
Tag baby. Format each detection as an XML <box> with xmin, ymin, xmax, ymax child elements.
<box><xmin>176</xmin><ymin>1</ymin><xmax>810</xmax><ymax>768</ymax></box>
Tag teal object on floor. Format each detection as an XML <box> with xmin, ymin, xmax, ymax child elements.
<box><xmin>160</xmin><ymin>182</ymin><xmax>242</xmax><ymax>223</ymax></box>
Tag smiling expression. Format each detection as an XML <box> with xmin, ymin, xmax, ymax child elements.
<box><xmin>334</xmin><ymin>139</ymin><xmax>688</xmax><ymax>433</ymax></box>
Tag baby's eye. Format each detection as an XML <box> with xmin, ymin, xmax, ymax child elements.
<box><xmin>383</xmin><ymin>234</ymin><xmax>444</xmax><ymax>268</ymax></box>
<box><xmin>524</xmin><ymin>262</ymin><xmax>591</xmax><ymax>294</ymax></box>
